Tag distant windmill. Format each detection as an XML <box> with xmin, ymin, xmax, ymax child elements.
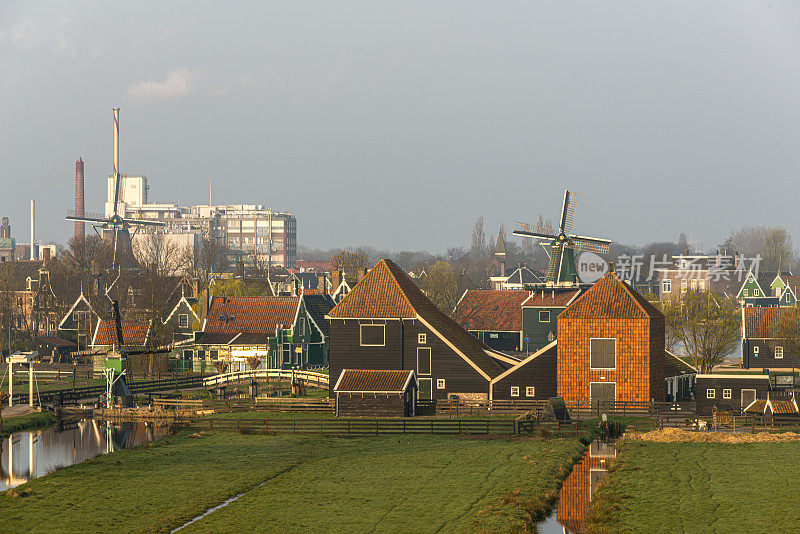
<box><xmin>513</xmin><ymin>190</ymin><xmax>611</xmax><ymax>286</ymax></box>
<box><xmin>66</xmin><ymin>108</ymin><xmax>164</xmax><ymax>268</ymax></box>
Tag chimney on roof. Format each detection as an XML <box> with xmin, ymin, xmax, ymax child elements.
<box><xmin>317</xmin><ymin>273</ymin><xmax>326</xmax><ymax>293</ymax></box>
<box><xmin>499</xmin><ymin>258</ymin><xmax>505</xmax><ymax>277</ymax></box>
<box><xmin>357</xmin><ymin>268</ymin><xmax>367</xmax><ymax>283</ymax></box>
<box><xmin>291</xmin><ymin>278</ymin><xmax>298</xmax><ymax>296</ymax></box>
<box><xmin>734</xmin><ymin>254</ymin><xmax>740</xmax><ymax>268</ymax></box>
<box><xmin>684</xmin><ymin>248</ymin><xmax>689</xmax><ymax>256</ymax></box>
<box><xmin>42</xmin><ymin>247</ymin><xmax>50</xmax><ymax>264</ymax></box>
<box><xmin>332</xmin><ymin>270</ymin><xmax>342</xmax><ymax>294</ymax></box>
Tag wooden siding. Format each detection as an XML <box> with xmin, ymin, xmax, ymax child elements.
<box><xmin>492</xmin><ymin>344</ymin><xmax>557</xmax><ymax>400</ymax></box>
<box><xmin>336</xmin><ymin>393</ymin><xmax>408</xmax><ymax>417</ymax></box>
<box><xmin>696</xmin><ymin>375</ymin><xmax>771</xmax><ymax>416</ymax></box>
<box><xmin>557</xmin><ymin>317</ymin><xmax>664</xmax><ymax>404</ymax></box>
<box><xmin>742</xmin><ymin>339</ymin><xmax>799</xmax><ymax>369</ymax></box>
<box><xmin>328</xmin><ymin>318</ymin><xmax>491</xmax><ymax>400</ymax></box>
<box><xmin>474</xmin><ymin>330</ymin><xmax>520</xmax><ymax>352</ymax></box>
<box><xmin>521</xmin><ymin>307</ymin><xmax>560</xmax><ymax>352</ymax></box>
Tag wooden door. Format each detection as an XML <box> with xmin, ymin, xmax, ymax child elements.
<box><xmin>590</xmin><ymin>382</ymin><xmax>616</xmax><ymax>410</ymax></box>
<box><xmin>418</xmin><ymin>378</ymin><xmax>432</xmax><ymax>400</ymax></box>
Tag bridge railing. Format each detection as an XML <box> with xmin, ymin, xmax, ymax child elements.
<box><xmin>203</xmin><ymin>369</ymin><xmax>329</xmax><ymax>388</ymax></box>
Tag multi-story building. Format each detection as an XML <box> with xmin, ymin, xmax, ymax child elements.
<box><xmin>105</xmin><ymin>175</ymin><xmax>297</xmax><ymax>268</ymax></box>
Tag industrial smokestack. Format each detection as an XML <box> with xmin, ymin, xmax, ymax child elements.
<box><xmin>75</xmin><ymin>157</ymin><xmax>85</xmax><ymax>243</ymax></box>
<box><xmin>30</xmin><ymin>199</ymin><xmax>35</xmax><ymax>260</ymax></box>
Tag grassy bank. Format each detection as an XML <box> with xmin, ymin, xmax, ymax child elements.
<box><xmin>588</xmin><ymin>440</ymin><xmax>800</xmax><ymax>532</ymax></box>
<box><xmin>1</xmin><ymin>431</ymin><xmax>584</xmax><ymax>533</ymax></box>
<box><xmin>1</xmin><ymin>411</ymin><xmax>56</xmax><ymax>437</ymax></box>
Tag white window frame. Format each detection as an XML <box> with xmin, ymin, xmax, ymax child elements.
<box><xmin>723</xmin><ymin>389</ymin><xmax>732</xmax><ymax>400</ymax></box>
<box><xmin>755</xmin><ymin>288</ymin><xmax>761</xmax><ymax>297</ymax></box>
<box><xmin>418</xmin><ymin>333</ymin><xmax>426</xmax><ymax>344</ymax></box>
<box><xmin>691</xmin><ymin>279</ymin><xmax>698</xmax><ymax>290</ymax></box>
<box><xmin>539</xmin><ymin>310</ymin><xmax>551</xmax><ymax>323</ymax></box>
<box><xmin>510</xmin><ymin>386</ymin><xmax>520</xmax><ymax>397</ymax></box>
<box><xmin>662</xmin><ymin>279</ymin><xmax>671</xmax><ymax>293</ymax></box>
<box><xmin>707</xmin><ymin>389</ymin><xmax>715</xmax><ymax>399</ymax></box>
<box><xmin>681</xmin><ymin>279</ymin><xmax>688</xmax><ymax>292</ymax></box>
<box><xmin>525</xmin><ymin>386</ymin><xmax>535</xmax><ymax>397</ymax></box>
<box><xmin>436</xmin><ymin>378</ymin><xmax>445</xmax><ymax>389</ymax></box>
<box><xmin>178</xmin><ymin>314</ymin><xmax>189</xmax><ymax>329</ymax></box>
<box><xmin>699</xmin><ymin>280</ymin><xmax>706</xmax><ymax>290</ymax></box>
<box><xmin>743</xmin><ymin>288</ymin><xmax>749</xmax><ymax>297</ymax></box>
<box><xmin>753</xmin><ymin>345</ymin><xmax>760</xmax><ymax>357</ymax></box>
<box><xmin>359</xmin><ymin>324</ymin><xmax>386</xmax><ymax>347</ymax></box>
<box><xmin>589</xmin><ymin>338</ymin><xmax>617</xmax><ymax>370</ymax></box>
<box><xmin>775</xmin><ymin>346</ymin><xmax>784</xmax><ymax>359</ymax></box>
<box><xmin>417</xmin><ymin>347</ymin><xmax>432</xmax><ymax>376</ymax></box>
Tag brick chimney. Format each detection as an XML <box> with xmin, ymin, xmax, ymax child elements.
<box><xmin>332</xmin><ymin>270</ymin><xmax>342</xmax><ymax>292</ymax></box>
<box><xmin>357</xmin><ymin>268</ymin><xmax>367</xmax><ymax>283</ymax></box>
<box><xmin>42</xmin><ymin>247</ymin><xmax>51</xmax><ymax>264</ymax></box>
<box><xmin>318</xmin><ymin>273</ymin><xmax>326</xmax><ymax>293</ymax></box>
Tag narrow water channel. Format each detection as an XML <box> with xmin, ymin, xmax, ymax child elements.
<box><xmin>0</xmin><ymin>419</ymin><xmax>173</xmax><ymax>491</ymax></box>
<box><xmin>537</xmin><ymin>439</ymin><xmax>617</xmax><ymax>534</ymax></box>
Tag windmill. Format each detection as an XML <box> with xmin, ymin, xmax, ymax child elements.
<box><xmin>66</xmin><ymin>107</ymin><xmax>164</xmax><ymax>269</ymax></box>
<box><xmin>513</xmin><ymin>190</ymin><xmax>611</xmax><ymax>286</ymax></box>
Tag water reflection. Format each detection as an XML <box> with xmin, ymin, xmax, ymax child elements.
<box><xmin>538</xmin><ymin>439</ymin><xmax>616</xmax><ymax>534</ymax></box>
<box><xmin>1</xmin><ymin>419</ymin><xmax>172</xmax><ymax>491</ymax></box>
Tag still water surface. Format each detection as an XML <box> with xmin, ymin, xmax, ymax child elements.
<box><xmin>1</xmin><ymin>419</ymin><xmax>172</xmax><ymax>491</ymax></box>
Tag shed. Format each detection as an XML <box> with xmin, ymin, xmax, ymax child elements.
<box><xmin>333</xmin><ymin>369</ymin><xmax>417</xmax><ymax>417</ymax></box>
<box><xmin>695</xmin><ymin>374</ymin><xmax>771</xmax><ymax>416</ymax></box>
<box><xmin>35</xmin><ymin>336</ymin><xmax>77</xmax><ymax>363</ymax></box>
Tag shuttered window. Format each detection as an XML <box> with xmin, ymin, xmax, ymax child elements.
<box><xmin>360</xmin><ymin>324</ymin><xmax>385</xmax><ymax>346</ymax></box>
<box><xmin>590</xmin><ymin>338</ymin><xmax>616</xmax><ymax>369</ymax></box>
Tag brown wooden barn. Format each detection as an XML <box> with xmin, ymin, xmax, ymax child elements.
<box><xmin>490</xmin><ymin>340</ymin><xmax>558</xmax><ymax>400</ymax></box>
<box><xmin>326</xmin><ymin>259</ymin><xmax>513</xmax><ymax>401</ymax></box>
<box><xmin>696</xmin><ymin>374</ymin><xmax>771</xmax><ymax>415</ymax></box>
<box><xmin>557</xmin><ymin>272</ymin><xmax>665</xmax><ymax>406</ymax></box>
<box><xmin>333</xmin><ymin>369</ymin><xmax>417</xmax><ymax>417</ymax></box>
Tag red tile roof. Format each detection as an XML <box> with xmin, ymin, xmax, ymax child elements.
<box><xmin>92</xmin><ymin>320</ymin><xmax>150</xmax><ymax>346</ymax></box>
<box><xmin>559</xmin><ymin>272</ymin><xmax>663</xmax><ymax>320</ymax></box>
<box><xmin>205</xmin><ymin>296</ymin><xmax>300</xmax><ymax>335</ymax></box>
<box><xmin>771</xmin><ymin>399</ymin><xmax>799</xmax><ymax>415</ymax></box>
<box><xmin>334</xmin><ymin>369</ymin><xmax>415</xmax><ymax>393</ymax></box>
<box><xmin>743</xmin><ymin>307</ymin><xmax>785</xmax><ymax>338</ymax></box>
<box><xmin>328</xmin><ymin>259</ymin><xmax>507</xmax><ymax>379</ymax></box>
<box><xmin>452</xmin><ymin>290</ymin><xmax>528</xmax><ymax>331</ymax></box>
<box><xmin>521</xmin><ymin>289</ymin><xmax>581</xmax><ymax>307</ymax></box>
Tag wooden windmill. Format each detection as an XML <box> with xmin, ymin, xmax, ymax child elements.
<box><xmin>513</xmin><ymin>190</ymin><xmax>611</xmax><ymax>286</ymax></box>
<box><xmin>66</xmin><ymin>108</ymin><xmax>164</xmax><ymax>269</ymax></box>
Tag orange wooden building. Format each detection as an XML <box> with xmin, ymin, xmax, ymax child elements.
<box><xmin>557</xmin><ymin>272</ymin><xmax>665</xmax><ymax>405</ymax></box>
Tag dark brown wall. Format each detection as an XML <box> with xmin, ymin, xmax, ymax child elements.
<box><xmin>492</xmin><ymin>344</ymin><xmax>557</xmax><ymax>400</ymax></box>
<box><xmin>336</xmin><ymin>393</ymin><xmax>405</xmax><ymax>417</ymax></box>
<box><xmin>695</xmin><ymin>376</ymin><xmax>771</xmax><ymax>415</ymax></box>
<box><xmin>743</xmin><ymin>339</ymin><xmax>799</xmax><ymax>369</ymax></box>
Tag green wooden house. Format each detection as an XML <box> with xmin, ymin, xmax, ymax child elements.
<box><xmin>520</xmin><ymin>288</ymin><xmax>581</xmax><ymax>353</ymax></box>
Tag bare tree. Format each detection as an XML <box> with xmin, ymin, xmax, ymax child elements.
<box><xmin>421</xmin><ymin>260</ymin><xmax>459</xmax><ymax>315</ymax></box>
<box><xmin>761</xmin><ymin>227</ymin><xmax>796</xmax><ymax>272</ymax></box>
<box><xmin>471</xmin><ymin>216</ymin><xmax>486</xmax><ymax>257</ymax></box>
<box><xmin>331</xmin><ymin>250</ymin><xmax>369</xmax><ymax>286</ymax></box>
<box><xmin>770</xmin><ymin>307</ymin><xmax>800</xmax><ymax>369</ymax></box>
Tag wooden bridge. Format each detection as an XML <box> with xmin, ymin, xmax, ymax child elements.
<box><xmin>202</xmin><ymin>369</ymin><xmax>329</xmax><ymax>389</ymax></box>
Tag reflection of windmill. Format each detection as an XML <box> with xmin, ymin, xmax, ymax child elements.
<box><xmin>66</xmin><ymin>108</ymin><xmax>163</xmax><ymax>268</ymax></box>
<box><xmin>513</xmin><ymin>190</ymin><xmax>610</xmax><ymax>286</ymax></box>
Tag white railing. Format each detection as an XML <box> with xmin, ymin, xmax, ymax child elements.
<box><xmin>203</xmin><ymin>369</ymin><xmax>329</xmax><ymax>388</ymax></box>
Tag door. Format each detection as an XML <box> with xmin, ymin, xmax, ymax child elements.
<box><xmin>418</xmin><ymin>378</ymin><xmax>432</xmax><ymax>400</ymax></box>
<box><xmin>417</xmin><ymin>348</ymin><xmax>432</xmax><ymax>375</ymax></box>
<box><xmin>590</xmin><ymin>382</ymin><xmax>616</xmax><ymax>411</ymax></box>
<box><xmin>741</xmin><ymin>389</ymin><xmax>756</xmax><ymax>409</ymax></box>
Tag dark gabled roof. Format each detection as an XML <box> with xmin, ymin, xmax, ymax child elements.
<box><xmin>0</xmin><ymin>260</ymin><xmax>44</xmax><ymax>291</ymax></box>
<box><xmin>194</xmin><ymin>332</ymin><xmax>241</xmax><ymax>345</ymax></box>
<box><xmin>504</xmin><ymin>266</ymin><xmax>542</xmax><ymax>285</ymax></box>
<box><xmin>333</xmin><ymin>369</ymin><xmax>415</xmax><ymax>393</ymax></box>
<box><xmin>92</xmin><ymin>320</ymin><xmax>150</xmax><ymax>346</ymax></box>
<box><xmin>328</xmin><ymin>259</ymin><xmax>507</xmax><ymax>379</ymax></box>
<box><xmin>756</xmin><ymin>271</ymin><xmax>779</xmax><ymax>296</ymax></box>
<box><xmin>302</xmin><ymin>293</ymin><xmax>335</xmax><ymax>338</ymax></box>
<box><xmin>521</xmin><ymin>289</ymin><xmax>581</xmax><ymax>308</ymax></box>
<box><xmin>743</xmin><ymin>307</ymin><xmax>785</xmax><ymax>339</ymax></box>
<box><xmin>664</xmin><ymin>351</ymin><xmax>697</xmax><ymax>377</ymax></box>
<box><xmin>230</xmin><ymin>333</ymin><xmax>267</xmax><ymax>345</ymax></box>
<box><xmin>559</xmin><ymin>272</ymin><xmax>663</xmax><ymax>320</ymax></box>
<box><xmin>38</xmin><ymin>336</ymin><xmax>76</xmax><ymax>347</ymax></box>
<box><xmin>205</xmin><ymin>296</ymin><xmax>300</xmax><ymax>335</ymax></box>
<box><xmin>452</xmin><ymin>290</ymin><xmax>528</xmax><ymax>332</ymax></box>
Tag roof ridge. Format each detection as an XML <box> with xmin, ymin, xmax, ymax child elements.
<box><xmin>380</xmin><ymin>260</ymin><xmax>419</xmax><ymax>315</ymax></box>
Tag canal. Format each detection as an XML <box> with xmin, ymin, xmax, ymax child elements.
<box><xmin>1</xmin><ymin>419</ymin><xmax>173</xmax><ymax>491</ymax></box>
<box><xmin>537</xmin><ymin>439</ymin><xmax>617</xmax><ymax>534</ymax></box>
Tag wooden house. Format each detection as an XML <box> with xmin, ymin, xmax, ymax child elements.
<box><xmin>326</xmin><ymin>259</ymin><xmax>512</xmax><ymax>401</ymax></box>
<box><xmin>57</xmin><ymin>290</ymin><xmax>103</xmax><ymax>350</ymax></box>
<box><xmin>557</xmin><ymin>272</ymin><xmax>665</xmax><ymax>406</ymax></box>
<box><xmin>91</xmin><ymin>320</ymin><xmax>150</xmax><ymax>350</ymax></box>
<box><xmin>452</xmin><ymin>289</ymin><xmax>528</xmax><ymax>352</ymax></box>
<box><xmin>35</xmin><ymin>336</ymin><xmax>77</xmax><ymax>363</ymax></box>
<box><xmin>333</xmin><ymin>369</ymin><xmax>417</xmax><ymax>417</ymax></box>
<box><xmin>742</xmin><ymin>307</ymin><xmax>797</xmax><ymax>369</ymax></box>
<box><xmin>663</xmin><ymin>351</ymin><xmax>697</xmax><ymax>401</ymax></box>
<box><xmin>490</xmin><ymin>340</ymin><xmax>557</xmax><ymax>400</ymax></box>
<box><xmin>696</xmin><ymin>374</ymin><xmax>770</xmax><ymax>415</ymax></box>
<box><xmin>521</xmin><ymin>289</ymin><xmax>581</xmax><ymax>353</ymax></box>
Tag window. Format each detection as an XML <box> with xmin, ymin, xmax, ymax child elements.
<box><xmin>755</xmin><ymin>289</ymin><xmax>761</xmax><ymax>297</ymax></box>
<box><xmin>436</xmin><ymin>378</ymin><xmax>445</xmax><ymax>389</ymax></box>
<box><xmin>681</xmin><ymin>279</ymin><xmax>688</xmax><ymax>292</ymax></box>
<box><xmin>360</xmin><ymin>324</ymin><xmax>385</xmax><ymax>346</ymax></box>
<box><xmin>510</xmin><ymin>386</ymin><xmax>520</xmax><ymax>397</ymax></box>
<box><xmin>298</xmin><ymin>317</ymin><xmax>305</xmax><ymax>336</ymax></box>
<box><xmin>417</xmin><ymin>347</ymin><xmax>432</xmax><ymax>375</ymax></box>
<box><xmin>178</xmin><ymin>314</ymin><xmax>189</xmax><ymax>329</ymax></box>
<box><xmin>691</xmin><ymin>279</ymin><xmax>698</xmax><ymax>290</ymax></box>
<box><xmin>182</xmin><ymin>349</ymin><xmax>193</xmax><ymax>361</ymax></box>
<box><xmin>590</xmin><ymin>338</ymin><xmax>616</xmax><ymax>369</ymax></box>
<box><xmin>707</xmin><ymin>389</ymin><xmax>715</xmax><ymax>399</ymax></box>
<box><xmin>26</xmin><ymin>277</ymin><xmax>32</xmax><ymax>290</ymax></box>
<box><xmin>723</xmin><ymin>389</ymin><xmax>732</xmax><ymax>399</ymax></box>
<box><xmin>743</xmin><ymin>288</ymin><xmax>749</xmax><ymax>297</ymax></box>
<box><xmin>210</xmin><ymin>350</ymin><xmax>219</xmax><ymax>359</ymax></box>
<box><xmin>775</xmin><ymin>346</ymin><xmax>784</xmax><ymax>359</ymax></box>
<box><xmin>662</xmin><ymin>279</ymin><xmax>671</xmax><ymax>293</ymax></box>
<box><xmin>699</xmin><ymin>280</ymin><xmax>706</xmax><ymax>290</ymax></box>
<box><xmin>526</xmin><ymin>386</ymin><xmax>535</xmax><ymax>397</ymax></box>
<box><xmin>539</xmin><ymin>310</ymin><xmax>551</xmax><ymax>323</ymax></box>
<box><xmin>753</xmin><ymin>346</ymin><xmax>760</xmax><ymax>357</ymax></box>
<box><xmin>418</xmin><ymin>333</ymin><xmax>426</xmax><ymax>344</ymax></box>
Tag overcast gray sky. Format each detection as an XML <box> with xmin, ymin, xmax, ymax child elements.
<box><xmin>2</xmin><ymin>1</ymin><xmax>800</xmax><ymax>253</ymax></box>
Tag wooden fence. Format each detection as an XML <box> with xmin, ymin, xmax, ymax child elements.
<box><xmin>186</xmin><ymin>417</ymin><xmax>585</xmax><ymax>437</ymax></box>
<box><xmin>436</xmin><ymin>399</ymin><xmax>696</xmax><ymax>419</ymax></box>
<box><xmin>150</xmin><ymin>397</ymin><xmax>335</xmax><ymax>414</ymax></box>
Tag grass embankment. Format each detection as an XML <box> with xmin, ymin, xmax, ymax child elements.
<box><xmin>1</xmin><ymin>432</ymin><xmax>584</xmax><ymax>533</ymax></box>
<box><xmin>588</xmin><ymin>440</ymin><xmax>800</xmax><ymax>532</ymax></box>
<box><xmin>200</xmin><ymin>409</ymin><xmax>522</xmax><ymax>420</ymax></box>
<box><xmin>1</xmin><ymin>411</ymin><xmax>56</xmax><ymax>437</ymax></box>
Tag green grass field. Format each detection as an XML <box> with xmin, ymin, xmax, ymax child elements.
<box><xmin>0</xmin><ymin>431</ymin><xmax>584</xmax><ymax>533</ymax></box>
<box><xmin>588</xmin><ymin>440</ymin><xmax>800</xmax><ymax>533</ymax></box>
<box><xmin>1</xmin><ymin>411</ymin><xmax>56</xmax><ymax>437</ymax></box>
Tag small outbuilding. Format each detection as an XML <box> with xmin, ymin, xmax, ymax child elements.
<box><xmin>696</xmin><ymin>374</ymin><xmax>771</xmax><ymax>416</ymax></box>
<box><xmin>333</xmin><ymin>369</ymin><xmax>417</xmax><ymax>417</ymax></box>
